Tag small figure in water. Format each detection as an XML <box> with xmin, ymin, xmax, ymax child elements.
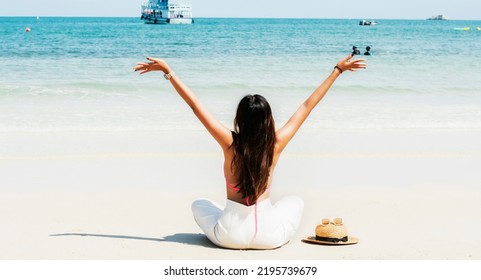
<box><xmin>364</xmin><ymin>46</ymin><xmax>371</xmax><ymax>56</ymax></box>
<box><xmin>352</xmin><ymin>46</ymin><xmax>360</xmax><ymax>55</ymax></box>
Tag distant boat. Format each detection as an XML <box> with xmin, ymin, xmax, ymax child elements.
<box><xmin>359</xmin><ymin>20</ymin><xmax>377</xmax><ymax>26</ymax></box>
<box><xmin>140</xmin><ymin>0</ymin><xmax>193</xmax><ymax>24</ymax></box>
<box><xmin>427</xmin><ymin>15</ymin><xmax>448</xmax><ymax>20</ymax></box>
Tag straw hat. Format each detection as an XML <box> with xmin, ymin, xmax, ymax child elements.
<box><xmin>303</xmin><ymin>218</ymin><xmax>359</xmax><ymax>245</ymax></box>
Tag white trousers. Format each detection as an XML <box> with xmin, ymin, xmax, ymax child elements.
<box><xmin>192</xmin><ymin>196</ymin><xmax>304</xmax><ymax>249</ymax></box>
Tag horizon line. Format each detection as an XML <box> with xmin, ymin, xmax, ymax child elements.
<box><xmin>1</xmin><ymin>15</ymin><xmax>480</xmax><ymax>21</ymax></box>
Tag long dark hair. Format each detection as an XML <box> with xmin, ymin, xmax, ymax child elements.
<box><xmin>231</xmin><ymin>94</ymin><xmax>276</xmax><ymax>204</ymax></box>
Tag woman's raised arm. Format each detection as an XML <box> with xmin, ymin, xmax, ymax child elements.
<box><xmin>276</xmin><ymin>54</ymin><xmax>367</xmax><ymax>152</ymax></box>
<box><xmin>134</xmin><ymin>57</ymin><xmax>232</xmax><ymax>151</ymax></box>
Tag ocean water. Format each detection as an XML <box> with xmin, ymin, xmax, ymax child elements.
<box><xmin>1</xmin><ymin>17</ymin><xmax>481</xmax><ymax>132</ymax></box>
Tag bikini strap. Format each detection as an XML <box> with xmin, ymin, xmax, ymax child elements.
<box><xmin>225</xmin><ymin>179</ymin><xmax>240</xmax><ymax>191</ymax></box>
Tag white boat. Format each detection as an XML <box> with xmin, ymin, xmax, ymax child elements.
<box><xmin>141</xmin><ymin>0</ymin><xmax>193</xmax><ymax>24</ymax></box>
<box><xmin>427</xmin><ymin>15</ymin><xmax>448</xmax><ymax>20</ymax></box>
<box><xmin>359</xmin><ymin>20</ymin><xmax>377</xmax><ymax>26</ymax></box>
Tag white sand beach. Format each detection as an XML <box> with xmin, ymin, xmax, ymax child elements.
<box><xmin>1</xmin><ymin>128</ymin><xmax>480</xmax><ymax>260</ymax></box>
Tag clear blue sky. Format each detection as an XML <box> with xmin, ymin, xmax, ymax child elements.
<box><xmin>1</xmin><ymin>0</ymin><xmax>480</xmax><ymax>20</ymax></box>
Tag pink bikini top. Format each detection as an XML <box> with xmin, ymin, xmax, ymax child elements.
<box><xmin>225</xmin><ymin>180</ymin><xmax>251</xmax><ymax>205</ymax></box>
<box><xmin>225</xmin><ymin>178</ymin><xmax>270</xmax><ymax>206</ymax></box>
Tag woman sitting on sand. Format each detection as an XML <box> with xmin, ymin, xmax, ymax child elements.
<box><xmin>134</xmin><ymin>54</ymin><xmax>366</xmax><ymax>249</ymax></box>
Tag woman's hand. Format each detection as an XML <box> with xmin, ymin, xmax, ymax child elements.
<box><xmin>133</xmin><ymin>57</ymin><xmax>171</xmax><ymax>75</ymax></box>
<box><xmin>336</xmin><ymin>54</ymin><xmax>367</xmax><ymax>73</ymax></box>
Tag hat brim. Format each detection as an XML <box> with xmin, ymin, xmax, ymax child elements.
<box><xmin>302</xmin><ymin>236</ymin><xmax>359</xmax><ymax>246</ymax></box>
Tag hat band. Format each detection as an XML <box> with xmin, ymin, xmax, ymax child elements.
<box><xmin>315</xmin><ymin>236</ymin><xmax>348</xmax><ymax>243</ymax></box>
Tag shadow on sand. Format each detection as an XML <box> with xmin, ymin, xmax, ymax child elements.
<box><xmin>50</xmin><ymin>232</ymin><xmax>217</xmax><ymax>248</ymax></box>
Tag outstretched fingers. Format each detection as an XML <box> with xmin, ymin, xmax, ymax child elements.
<box><xmin>348</xmin><ymin>59</ymin><xmax>367</xmax><ymax>71</ymax></box>
<box><xmin>133</xmin><ymin>62</ymin><xmax>152</xmax><ymax>74</ymax></box>
<box><xmin>336</xmin><ymin>54</ymin><xmax>367</xmax><ymax>72</ymax></box>
<box><xmin>135</xmin><ymin>57</ymin><xmax>169</xmax><ymax>73</ymax></box>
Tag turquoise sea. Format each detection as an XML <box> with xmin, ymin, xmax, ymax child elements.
<box><xmin>1</xmin><ymin>17</ymin><xmax>481</xmax><ymax>132</ymax></box>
